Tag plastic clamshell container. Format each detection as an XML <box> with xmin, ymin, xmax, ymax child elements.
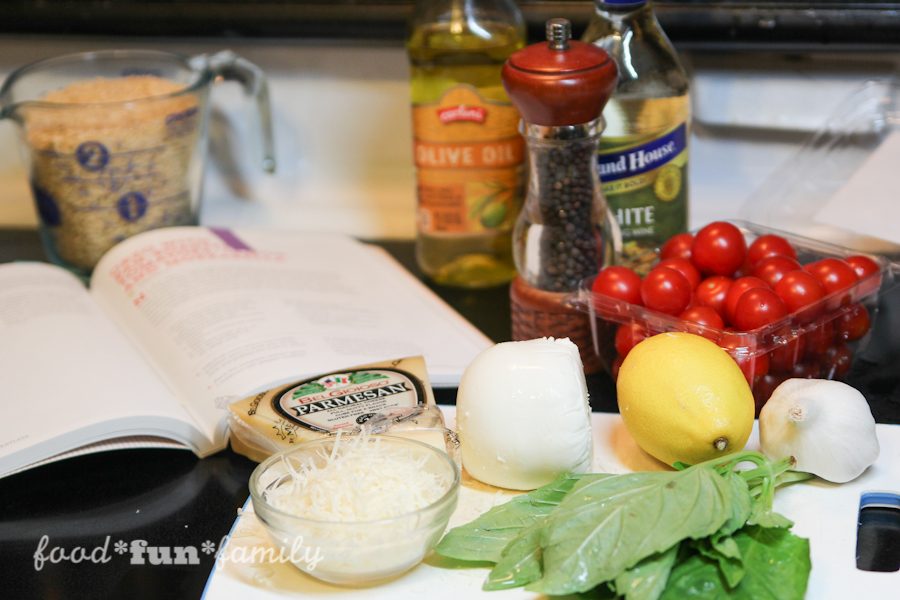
<box><xmin>580</xmin><ymin>220</ymin><xmax>893</xmax><ymax>410</ymax></box>
<box><xmin>741</xmin><ymin>80</ymin><xmax>900</xmax><ymax>255</ymax></box>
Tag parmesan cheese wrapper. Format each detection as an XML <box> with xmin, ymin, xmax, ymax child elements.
<box><xmin>228</xmin><ymin>356</ymin><xmax>456</xmax><ymax>462</ymax></box>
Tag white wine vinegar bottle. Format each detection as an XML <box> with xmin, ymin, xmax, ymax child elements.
<box><xmin>583</xmin><ymin>0</ymin><xmax>690</xmax><ymax>272</ymax></box>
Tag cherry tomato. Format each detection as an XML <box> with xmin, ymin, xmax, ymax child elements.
<box><xmin>733</xmin><ymin>288</ymin><xmax>788</xmax><ymax>331</ymax></box>
<box><xmin>660</xmin><ymin>232</ymin><xmax>694</xmax><ymax>261</ymax></box>
<box><xmin>791</xmin><ymin>361</ymin><xmax>821</xmax><ymax>379</ymax></box>
<box><xmin>821</xmin><ymin>343</ymin><xmax>853</xmax><ymax>379</ymax></box>
<box><xmin>694</xmin><ymin>276</ymin><xmax>732</xmax><ymax>316</ymax></box>
<box><xmin>845</xmin><ymin>254</ymin><xmax>880</xmax><ymax>280</ymax></box>
<box><xmin>773</xmin><ymin>270</ymin><xmax>826</xmax><ymax>322</ymax></box>
<box><xmin>804</xmin><ymin>321</ymin><xmax>835</xmax><ymax>359</ymax></box>
<box><xmin>769</xmin><ymin>333</ymin><xmax>806</xmax><ymax>373</ymax></box>
<box><xmin>592</xmin><ymin>266</ymin><xmax>643</xmax><ymax>306</ymax></box>
<box><xmin>746</xmin><ymin>234</ymin><xmax>797</xmax><ymax>267</ymax></box>
<box><xmin>615</xmin><ymin>322</ymin><xmax>647</xmax><ymax>358</ymax></box>
<box><xmin>611</xmin><ymin>356</ymin><xmax>624</xmax><ymax>381</ymax></box>
<box><xmin>679</xmin><ymin>305</ymin><xmax>725</xmax><ymax>339</ymax></box>
<box><xmin>754</xmin><ymin>373</ymin><xmax>787</xmax><ymax>415</ymax></box>
<box><xmin>804</xmin><ymin>258</ymin><xmax>859</xmax><ymax>307</ymax></box>
<box><xmin>845</xmin><ymin>254</ymin><xmax>882</xmax><ymax>297</ymax></box>
<box><xmin>640</xmin><ymin>266</ymin><xmax>692</xmax><ymax>315</ymax></box>
<box><xmin>752</xmin><ymin>254</ymin><xmax>801</xmax><ymax>288</ymax></box>
<box><xmin>691</xmin><ymin>221</ymin><xmax>747</xmax><ymax>277</ymax></box>
<box><xmin>658</xmin><ymin>257</ymin><xmax>701</xmax><ymax>289</ymax></box>
<box><xmin>836</xmin><ymin>303</ymin><xmax>871</xmax><ymax>342</ymax></box>
<box><xmin>719</xmin><ymin>331</ymin><xmax>769</xmax><ymax>385</ymax></box>
<box><xmin>723</xmin><ymin>276</ymin><xmax>770</xmax><ymax>325</ymax></box>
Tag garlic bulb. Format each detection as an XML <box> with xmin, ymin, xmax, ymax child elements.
<box><xmin>759</xmin><ymin>378</ymin><xmax>879</xmax><ymax>483</ymax></box>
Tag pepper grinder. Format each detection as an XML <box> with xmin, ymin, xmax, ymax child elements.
<box><xmin>503</xmin><ymin>18</ymin><xmax>619</xmax><ymax>373</ymax></box>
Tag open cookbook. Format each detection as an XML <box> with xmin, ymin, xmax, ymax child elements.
<box><xmin>0</xmin><ymin>227</ymin><xmax>492</xmax><ymax>477</ymax></box>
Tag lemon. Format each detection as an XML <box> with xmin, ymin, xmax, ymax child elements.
<box><xmin>616</xmin><ymin>332</ymin><xmax>754</xmax><ymax>466</ymax></box>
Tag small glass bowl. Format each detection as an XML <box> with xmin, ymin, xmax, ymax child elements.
<box><xmin>249</xmin><ymin>435</ymin><xmax>460</xmax><ymax>586</ymax></box>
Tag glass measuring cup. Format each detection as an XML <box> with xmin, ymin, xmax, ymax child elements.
<box><xmin>0</xmin><ymin>49</ymin><xmax>276</xmax><ymax>275</ymax></box>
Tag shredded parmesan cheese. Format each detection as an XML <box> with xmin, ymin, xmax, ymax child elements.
<box><xmin>266</xmin><ymin>433</ymin><xmax>452</xmax><ymax>522</ymax></box>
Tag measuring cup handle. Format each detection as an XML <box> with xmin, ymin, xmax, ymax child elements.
<box><xmin>200</xmin><ymin>50</ymin><xmax>277</xmax><ymax>173</ymax></box>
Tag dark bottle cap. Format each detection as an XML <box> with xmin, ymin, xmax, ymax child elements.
<box><xmin>502</xmin><ymin>18</ymin><xmax>618</xmax><ymax>127</ymax></box>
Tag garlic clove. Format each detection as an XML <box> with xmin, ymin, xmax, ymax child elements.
<box><xmin>759</xmin><ymin>378</ymin><xmax>879</xmax><ymax>483</ymax></box>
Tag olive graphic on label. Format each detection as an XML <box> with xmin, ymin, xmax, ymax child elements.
<box><xmin>480</xmin><ymin>202</ymin><xmax>507</xmax><ymax>228</ymax></box>
<box><xmin>654</xmin><ymin>165</ymin><xmax>682</xmax><ymax>202</ymax></box>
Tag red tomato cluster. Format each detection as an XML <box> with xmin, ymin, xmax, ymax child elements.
<box><xmin>591</xmin><ymin>222</ymin><xmax>881</xmax><ymax>403</ymax></box>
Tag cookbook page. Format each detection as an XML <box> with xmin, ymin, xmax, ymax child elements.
<box><xmin>89</xmin><ymin>227</ymin><xmax>491</xmax><ymax>445</ymax></box>
<box><xmin>0</xmin><ymin>262</ymin><xmax>206</xmax><ymax>476</ymax></box>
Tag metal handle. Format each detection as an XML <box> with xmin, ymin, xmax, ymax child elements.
<box><xmin>194</xmin><ymin>50</ymin><xmax>277</xmax><ymax>173</ymax></box>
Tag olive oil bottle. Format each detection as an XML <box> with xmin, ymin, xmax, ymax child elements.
<box><xmin>583</xmin><ymin>0</ymin><xmax>690</xmax><ymax>272</ymax></box>
<box><xmin>407</xmin><ymin>0</ymin><xmax>526</xmax><ymax>288</ymax></box>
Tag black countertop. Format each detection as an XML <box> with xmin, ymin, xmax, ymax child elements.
<box><xmin>0</xmin><ymin>228</ymin><xmax>897</xmax><ymax>599</ymax></box>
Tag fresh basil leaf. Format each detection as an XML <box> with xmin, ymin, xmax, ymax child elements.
<box><xmin>532</xmin><ymin>466</ymin><xmax>736</xmax><ymax>595</ymax></box>
<box><xmin>775</xmin><ymin>470</ymin><xmax>813</xmax><ymax>487</ymax></box>
<box><xmin>748</xmin><ymin>501</ymin><xmax>793</xmax><ymax>529</ymax></box>
<box><xmin>690</xmin><ymin>472</ymin><xmax>751</xmax><ymax>589</ymax></box>
<box><xmin>613</xmin><ymin>543</ymin><xmax>680</xmax><ymax>600</ymax></box>
<box><xmin>482</xmin><ymin>474</ymin><xmax>625</xmax><ymax>590</ymax></box>
<box><xmin>483</xmin><ymin>525</ymin><xmax>543</xmax><ymax>590</ymax></box>
<box><xmin>718</xmin><ymin>472</ymin><xmax>752</xmax><ymax>537</ymax></box>
<box><xmin>435</xmin><ymin>472</ymin><xmax>602</xmax><ymax>563</ymax></box>
<box><xmin>746</xmin><ymin>467</ymin><xmax>794</xmax><ymax>529</ymax></box>
<box><xmin>709</xmin><ymin>535</ymin><xmax>741</xmax><ymax>560</ymax></box>
<box><xmin>661</xmin><ymin>526</ymin><xmax>811</xmax><ymax>599</ymax></box>
<box><xmin>692</xmin><ymin>537</ymin><xmax>744</xmax><ymax>589</ymax></box>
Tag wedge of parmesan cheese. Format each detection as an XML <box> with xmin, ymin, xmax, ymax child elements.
<box><xmin>228</xmin><ymin>356</ymin><xmax>452</xmax><ymax>462</ymax></box>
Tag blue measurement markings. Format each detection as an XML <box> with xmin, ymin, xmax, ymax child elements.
<box><xmin>116</xmin><ymin>191</ymin><xmax>149</xmax><ymax>222</ymax></box>
<box><xmin>75</xmin><ymin>141</ymin><xmax>110</xmax><ymax>172</ymax></box>
<box><xmin>165</xmin><ymin>107</ymin><xmax>199</xmax><ymax>138</ymax></box>
<box><xmin>40</xmin><ymin>143</ymin><xmax>192</xmax><ymax>222</ymax></box>
<box><xmin>31</xmin><ymin>183</ymin><xmax>61</xmax><ymax>226</ymax></box>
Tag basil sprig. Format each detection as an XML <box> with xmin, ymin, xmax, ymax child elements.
<box><xmin>435</xmin><ymin>451</ymin><xmax>811</xmax><ymax>599</ymax></box>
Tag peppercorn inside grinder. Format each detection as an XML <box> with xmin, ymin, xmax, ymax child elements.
<box><xmin>503</xmin><ymin>18</ymin><xmax>620</xmax><ymax>373</ymax></box>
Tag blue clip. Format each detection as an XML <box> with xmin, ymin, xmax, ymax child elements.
<box><xmin>860</xmin><ymin>491</ymin><xmax>900</xmax><ymax>511</ymax></box>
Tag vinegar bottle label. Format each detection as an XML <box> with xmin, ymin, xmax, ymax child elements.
<box><xmin>412</xmin><ymin>85</ymin><xmax>524</xmax><ymax>235</ymax></box>
<box><xmin>597</xmin><ymin>122</ymin><xmax>689</xmax><ymax>269</ymax></box>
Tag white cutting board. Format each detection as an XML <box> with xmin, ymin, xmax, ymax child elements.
<box><xmin>203</xmin><ymin>407</ymin><xmax>900</xmax><ymax>599</ymax></box>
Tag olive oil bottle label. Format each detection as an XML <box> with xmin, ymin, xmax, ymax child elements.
<box><xmin>597</xmin><ymin>122</ymin><xmax>688</xmax><ymax>269</ymax></box>
<box><xmin>412</xmin><ymin>85</ymin><xmax>524</xmax><ymax>235</ymax></box>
